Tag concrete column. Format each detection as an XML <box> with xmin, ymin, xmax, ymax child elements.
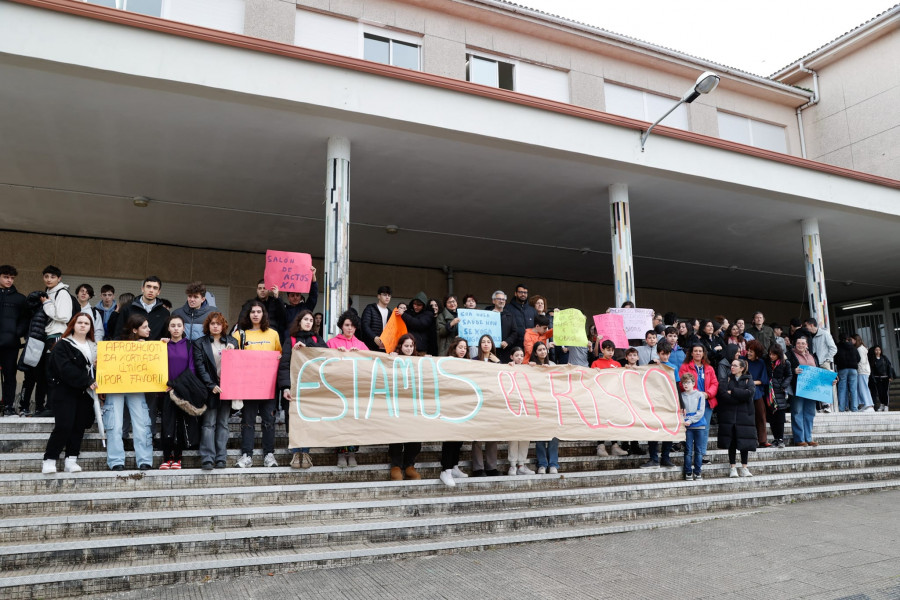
<box><xmin>324</xmin><ymin>137</ymin><xmax>351</xmax><ymax>340</ymax></box>
<box><xmin>609</xmin><ymin>183</ymin><xmax>635</xmax><ymax>308</ymax></box>
<box><xmin>801</xmin><ymin>218</ymin><xmax>830</xmax><ymax>330</ymax></box>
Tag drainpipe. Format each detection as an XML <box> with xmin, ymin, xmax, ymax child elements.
<box><xmin>795</xmin><ymin>62</ymin><xmax>820</xmax><ymax>159</ymax></box>
<box><xmin>442</xmin><ymin>265</ymin><xmax>454</xmax><ymax>296</ymax></box>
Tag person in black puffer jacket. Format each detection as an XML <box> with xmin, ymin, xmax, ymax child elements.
<box><xmin>0</xmin><ymin>265</ymin><xmax>27</xmax><ymax>414</ymax></box>
<box><xmin>835</xmin><ymin>335</ymin><xmax>860</xmax><ymax>412</ymax></box>
<box><xmin>400</xmin><ymin>292</ymin><xmax>434</xmax><ymax>355</ymax></box>
<box><xmin>717</xmin><ymin>357</ymin><xmax>757</xmax><ymax>478</ymax></box>
<box><xmin>767</xmin><ymin>345</ymin><xmax>792</xmax><ymax>448</ymax></box>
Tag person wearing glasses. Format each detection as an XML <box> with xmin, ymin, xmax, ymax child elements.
<box><xmin>717</xmin><ymin>357</ymin><xmax>757</xmax><ymax>478</ymax></box>
<box><xmin>360</xmin><ymin>286</ymin><xmax>393</xmax><ymax>351</ymax></box>
<box><xmin>489</xmin><ymin>290</ymin><xmax>518</xmax><ymax>363</ymax></box>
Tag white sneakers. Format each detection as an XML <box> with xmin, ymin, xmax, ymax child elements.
<box><xmin>64</xmin><ymin>457</ymin><xmax>82</xmax><ymax>473</ymax></box>
<box><xmin>610</xmin><ymin>443</ymin><xmax>629</xmax><ymax>457</ymax></box>
<box><xmin>264</xmin><ymin>453</ymin><xmax>278</xmax><ymax>468</ymax></box>
<box><xmin>440</xmin><ymin>469</ymin><xmax>456</xmax><ymax>487</ymax></box>
<box><xmin>337</xmin><ymin>454</ymin><xmax>348</xmax><ymax>468</ymax></box>
<box><xmin>740</xmin><ymin>467</ymin><xmax>753</xmax><ymax>477</ymax></box>
<box><xmin>41</xmin><ymin>459</ymin><xmax>56</xmax><ymax>474</ymax></box>
<box><xmin>596</xmin><ymin>444</ymin><xmax>609</xmax><ymax>457</ymax></box>
<box><xmin>729</xmin><ymin>466</ymin><xmax>753</xmax><ymax>477</ymax></box>
<box><xmin>450</xmin><ymin>466</ymin><xmax>468</xmax><ymax>478</ymax></box>
<box><xmin>236</xmin><ymin>454</ymin><xmax>253</xmax><ymax>468</ymax></box>
<box><xmin>548</xmin><ymin>467</ymin><xmax>558</xmax><ymax>474</ymax></box>
<box><xmin>862</xmin><ymin>406</ymin><xmax>875</xmax><ymax>412</ymax></box>
<box><xmin>537</xmin><ymin>466</ymin><xmax>547</xmax><ymax>474</ymax></box>
<box><xmin>347</xmin><ymin>453</ymin><xmax>357</xmax><ymax>467</ymax></box>
<box><xmin>507</xmin><ymin>465</ymin><xmax>517</xmax><ymax>476</ymax></box>
<box><xmin>728</xmin><ymin>467</ymin><xmax>739</xmax><ymax>478</ymax></box>
<box><xmin>517</xmin><ymin>465</ymin><xmax>535</xmax><ymax>475</ymax></box>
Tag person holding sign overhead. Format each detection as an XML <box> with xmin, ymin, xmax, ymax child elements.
<box><xmin>235</xmin><ymin>302</ymin><xmax>282</xmax><ymax>469</ymax></box>
<box><xmin>41</xmin><ymin>313</ymin><xmax>97</xmax><ymax>474</ymax></box>
<box><xmin>102</xmin><ymin>314</ymin><xmax>155</xmax><ymax>471</ymax></box>
<box><xmin>278</xmin><ymin>310</ymin><xmax>326</xmax><ymax>470</ymax></box>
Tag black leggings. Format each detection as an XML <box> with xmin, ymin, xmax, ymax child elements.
<box><xmin>768</xmin><ymin>408</ymin><xmax>785</xmax><ymax>440</ymax></box>
<box><xmin>441</xmin><ymin>442</ymin><xmax>463</xmax><ymax>470</ymax></box>
<box><xmin>728</xmin><ymin>442</ymin><xmax>749</xmax><ymax>466</ymax></box>
<box><xmin>44</xmin><ymin>392</ymin><xmax>92</xmax><ymax>460</ymax></box>
<box><xmin>389</xmin><ymin>442</ymin><xmax>421</xmax><ymax>468</ymax></box>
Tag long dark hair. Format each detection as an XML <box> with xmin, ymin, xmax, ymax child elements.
<box><xmin>289</xmin><ymin>310</ymin><xmax>315</xmax><ymax>337</ymax></box>
<box><xmin>396</xmin><ymin>333</ymin><xmax>417</xmax><ymax>356</ymax></box>
<box><xmin>125</xmin><ymin>314</ymin><xmax>149</xmax><ymax>341</ymax></box>
<box><xmin>530</xmin><ymin>341</ymin><xmax>551</xmax><ymax>365</ymax></box>
<box><xmin>683</xmin><ymin>343</ymin><xmax>710</xmax><ymax>366</ymax></box>
<box><xmin>474</xmin><ymin>334</ymin><xmax>496</xmax><ymax>361</ymax></box>
<box><xmin>239</xmin><ymin>301</ymin><xmax>270</xmax><ymax>331</ymax></box>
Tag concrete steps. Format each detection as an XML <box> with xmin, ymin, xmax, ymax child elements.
<box><xmin>0</xmin><ymin>413</ymin><xmax>898</xmax><ymax>598</ymax></box>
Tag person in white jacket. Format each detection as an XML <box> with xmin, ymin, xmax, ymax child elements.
<box><xmin>31</xmin><ymin>266</ymin><xmax>73</xmax><ymax>416</ymax></box>
<box><xmin>853</xmin><ymin>335</ymin><xmax>875</xmax><ymax>412</ymax></box>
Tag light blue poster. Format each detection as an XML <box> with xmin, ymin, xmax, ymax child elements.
<box><xmin>458</xmin><ymin>309</ymin><xmax>501</xmax><ymax>350</ymax></box>
<box><xmin>795</xmin><ymin>365</ymin><xmax>838</xmax><ymax>403</ymax></box>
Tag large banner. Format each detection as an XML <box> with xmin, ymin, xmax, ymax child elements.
<box><xmin>96</xmin><ymin>341</ymin><xmax>169</xmax><ymax>394</ymax></box>
<box><xmin>288</xmin><ymin>348</ymin><xmax>683</xmax><ymax>447</ymax></box>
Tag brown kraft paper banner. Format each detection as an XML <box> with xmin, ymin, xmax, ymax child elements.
<box><xmin>288</xmin><ymin>348</ymin><xmax>685</xmax><ymax>448</ymax></box>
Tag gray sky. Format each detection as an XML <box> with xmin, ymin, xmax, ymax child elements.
<box><xmin>512</xmin><ymin>0</ymin><xmax>894</xmax><ymax>76</ymax></box>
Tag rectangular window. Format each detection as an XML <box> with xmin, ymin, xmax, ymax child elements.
<box><xmin>717</xmin><ymin>112</ymin><xmax>787</xmax><ymax>153</ymax></box>
<box><xmin>363</xmin><ymin>33</ymin><xmax>420</xmax><ymax>70</ymax></box>
<box><xmin>86</xmin><ymin>0</ymin><xmax>161</xmax><ymax>16</ymax></box>
<box><xmin>467</xmin><ymin>54</ymin><xmax>514</xmax><ymax>90</ymax></box>
<box><xmin>603</xmin><ymin>82</ymin><xmax>689</xmax><ymax>130</ymax></box>
<box><xmin>295</xmin><ymin>10</ymin><xmax>359</xmax><ymax>57</ymax></box>
<box><xmin>85</xmin><ymin>0</ymin><xmax>244</xmax><ymax>33</ymax></box>
<box><xmin>516</xmin><ymin>62</ymin><xmax>570</xmax><ymax>103</ymax></box>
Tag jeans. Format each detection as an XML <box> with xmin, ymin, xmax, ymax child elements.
<box><xmin>648</xmin><ymin>441</ymin><xmax>672</xmax><ymax>463</ymax></box>
<box><xmin>837</xmin><ymin>369</ymin><xmax>858</xmax><ymax>412</ymax></box>
<box><xmin>535</xmin><ymin>438</ymin><xmax>559</xmax><ymax>469</ymax></box>
<box><xmin>200</xmin><ymin>399</ymin><xmax>231</xmax><ymax>465</ymax></box>
<box><xmin>102</xmin><ymin>393</ymin><xmax>153</xmax><ymax>469</ymax></box>
<box><xmin>241</xmin><ymin>398</ymin><xmax>276</xmax><ymax>455</ymax></box>
<box><xmin>698</xmin><ymin>405</ymin><xmax>713</xmax><ymax>457</ymax></box>
<box><xmin>857</xmin><ymin>374</ymin><xmax>874</xmax><ymax>409</ymax></box>
<box><xmin>790</xmin><ymin>395</ymin><xmax>817</xmax><ymax>443</ymax></box>
<box><xmin>683</xmin><ymin>428</ymin><xmax>704</xmax><ymax>476</ymax></box>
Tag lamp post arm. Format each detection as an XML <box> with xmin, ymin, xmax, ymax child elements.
<box><xmin>640</xmin><ymin>98</ymin><xmax>686</xmax><ymax>151</ymax></box>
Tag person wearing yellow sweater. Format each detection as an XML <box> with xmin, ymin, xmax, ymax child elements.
<box><xmin>234</xmin><ymin>301</ymin><xmax>282</xmax><ymax>469</ymax></box>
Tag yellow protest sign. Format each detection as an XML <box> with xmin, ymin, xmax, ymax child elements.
<box><xmin>96</xmin><ymin>341</ymin><xmax>169</xmax><ymax>394</ymax></box>
<box><xmin>552</xmin><ymin>309</ymin><xmax>590</xmax><ymax>347</ymax></box>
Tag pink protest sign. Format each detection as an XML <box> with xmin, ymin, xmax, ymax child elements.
<box><xmin>264</xmin><ymin>250</ymin><xmax>313</xmax><ymax>293</ymax></box>
<box><xmin>593</xmin><ymin>313</ymin><xmax>629</xmax><ymax>349</ymax></box>
<box><xmin>219</xmin><ymin>350</ymin><xmax>281</xmax><ymax>400</ymax></box>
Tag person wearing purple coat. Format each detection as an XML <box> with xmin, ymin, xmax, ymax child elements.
<box><xmin>159</xmin><ymin>315</ymin><xmax>196</xmax><ymax>470</ymax></box>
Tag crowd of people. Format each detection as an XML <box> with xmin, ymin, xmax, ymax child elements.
<box><xmin>0</xmin><ymin>264</ymin><xmax>895</xmax><ymax>485</ymax></box>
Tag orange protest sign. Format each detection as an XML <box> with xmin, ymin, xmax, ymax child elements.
<box><xmin>380</xmin><ymin>311</ymin><xmax>407</xmax><ymax>353</ymax></box>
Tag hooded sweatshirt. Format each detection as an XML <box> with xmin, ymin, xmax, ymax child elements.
<box><xmin>43</xmin><ymin>282</ymin><xmax>73</xmax><ymax>337</ymax></box>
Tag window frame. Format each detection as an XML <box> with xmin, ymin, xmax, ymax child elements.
<box><xmin>361</xmin><ymin>26</ymin><xmax>422</xmax><ymax>71</ymax></box>
<box><xmin>716</xmin><ymin>110</ymin><xmax>787</xmax><ymax>153</ymax></box>
<box><xmin>603</xmin><ymin>81</ymin><xmax>690</xmax><ymax>131</ymax></box>
<box><xmin>465</xmin><ymin>50</ymin><xmax>516</xmax><ymax>91</ymax></box>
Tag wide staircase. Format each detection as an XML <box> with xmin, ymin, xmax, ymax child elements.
<box><xmin>1</xmin><ymin>413</ymin><xmax>900</xmax><ymax>599</ymax></box>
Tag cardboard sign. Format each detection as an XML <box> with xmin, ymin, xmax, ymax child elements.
<box><xmin>220</xmin><ymin>350</ymin><xmax>281</xmax><ymax>400</ymax></box>
<box><xmin>96</xmin><ymin>341</ymin><xmax>169</xmax><ymax>394</ymax></box>
<box><xmin>264</xmin><ymin>250</ymin><xmax>313</xmax><ymax>293</ymax></box>
<box><xmin>592</xmin><ymin>313</ymin><xmax>629</xmax><ymax>349</ymax></box>
<box><xmin>458</xmin><ymin>309</ymin><xmax>501</xmax><ymax>349</ymax></box>
<box><xmin>380</xmin><ymin>311</ymin><xmax>407</xmax><ymax>354</ymax></box>
<box><xmin>795</xmin><ymin>365</ymin><xmax>838</xmax><ymax>403</ymax></box>
<box><xmin>552</xmin><ymin>309</ymin><xmax>589</xmax><ymax>347</ymax></box>
<box><xmin>287</xmin><ymin>348</ymin><xmax>683</xmax><ymax>447</ymax></box>
<box><xmin>608</xmin><ymin>307</ymin><xmax>655</xmax><ymax>340</ymax></box>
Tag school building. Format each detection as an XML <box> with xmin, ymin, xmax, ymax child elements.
<box><xmin>1</xmin><ymin>0</ymin><xmax>899</xmax><ymax>357</ymax></box>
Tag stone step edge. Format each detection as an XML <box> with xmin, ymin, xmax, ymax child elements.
<box><xmin>4</xmin><ymin>454</ymin><xmax>900</xmax><ymax>507</ymax></box>
<box><xmin>3</xmin><ymin>465</ymin><xmax>899</xmax><ymax>531</ymax></box>
<box><xmin>0</xmin><ymin>509</ymin><xmax>765</xmax><ymax>588</ymax></box>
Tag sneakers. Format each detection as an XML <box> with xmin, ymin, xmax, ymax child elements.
<box><xmin>159</xmin><ymin>460</ymin><xmax>172</xmax><ymax>470</ymax></box>
<box><xmin>41</xmin><ymin>459</ymin><xmax>56</xmax><ymax>474</ymax></box>
<box><xmin>139</xmin><ymin>464</ymin><xmax>152</xmax><ymax>471</ymax></box>
<box><xmin>537</xmin><ymin>466</ymin><xmax>547</xmax><ymax>474</ymax></box>
<box><xmin>337</xmin><ymin>454</ymin><xmax>348</xmax><ymax>468</ymax></box>
<box><xmin>548</xmin><ymin>466</ymin><xmax>558</xmax><ymax>474</ymax></box>
<box><xmin>170</xmin><ymin>460</ymin><xmax>182</xmax><ymax>470</ymax></box>
<box><xmin>728</xmin><ymin>467</ymin><xmax>739</xmax><ymax>478</ymax></box>
<box><xmin>440</xmin><ymin>469</ymin><xmax>456</xmax><ymax>487</ymax></box>
<box><xmin>517</xmin><ymin>465</ymin><xmax>534</xmax><ymax>475</ymax></box>
<box><xmin>64</xmin><ymin>456</ymin><xmax>82</xmax><ymax>473</ymax></box>
<box><xmin>660</xmin><ymin>460</ymin><xmax>674</xmax><ymax>468</ymax></box>
<box><xmin>236</xmin><ymin>454</ymin><xmax>253</xmax><ymax>468</ymax></box>
<box><xmin>290</xmin><ymin>453</ymin><xmax>301</xmax><ymax>469</ymax></box>
<box><xmin>640</xmin><ymin>460</ymin><xmax>659</xmax><ymax>469</ymax></box>
<box><xmin>822</xmin><ymin>405</ymin><xmax>832</xmax><ymax>413</ymax></box>
<box><xmin>610</xmin><ymin>443</ymin><xmax>628</xmax><ymax>457</ymax></box>
<box><xmin>229</xmin><ymin>410</ymin><xmax>242</xmax><ymax>424</ymax></box>
<box><xmin>390</xmin><ymin>466</ymin><xmax>403</xmax><ymax>481</ymax></box>
<box><xmin>776</xmin><ymin>440</ymin><xmax>786</xmax><ymax>449</ymax></box>
<box><xmin>111</xmin><ymin>465</ymin><xmax>125</xmax><ymax>471</ymax></box>
<box><xmin>596</xmin><ymin>444</ymin><xmax>609</xmax><ymax>457</ymax></box>
<box><xmin>214</xmin><ymin>461</ymin><xmax>226</xmax><ymax>469</ymax></box>
<box><xmin>404</xmin><ymin>466</ymin><xmax>421</xmax><ymax>480</ymax></box>
<box><xmin>507</xmin><ymin>465</ymin><xmax>517</xmax><ymax>476</ymax></box>
<box><xmin>694</xmin><ymin>473</ymin><xmax>702</xmax><ymax>480</ymax></box>
<box><xmin>202</xmin><ymin>462</ymin><xmax>214</xmax><ymax>471</ymax></box>
<box><xmin>264</xmin><ymin>453</ymin><xmax>278</xmax><ymax>468</ymax></box>
<box><xmin>684</xmin><ymin>473</ymin><xmax>692</xmax><ymax>481</ymax></box>
<box><xmin>450</xmin><ymin>466</ymin><xmax>468</xmax><ymax>478</ymax></box>
<box><xmin>301</xmin><ymin>453</ymin><xmax>313</xmax><ymax>469</ymax></box>
<box><xmin>863</xmin><ymin>406</ymin><xmax>875</xmax><ymax>412</ymax></box>
<box><xmin>740</xmin><ymin>467</ymin><xmax>753</xmax><ymax>477</ymax></box>
<box><xmin>275</xmin><ymin>410</ymin><xmax>286</xmax><ymax>424</ymax></box>
<box><xmin>346</xmin><ymin>453</ymin><xmax>357</xmax><ymax>467</ymax></box>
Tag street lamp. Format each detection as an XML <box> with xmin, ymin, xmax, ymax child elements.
<box><xmin>640</xmin><ymin>71</ymin><xmax>720</xmax><ymax>151</ymax></box>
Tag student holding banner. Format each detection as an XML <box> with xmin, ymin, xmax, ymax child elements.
<box><xmin>41</xmin><ymin>313</ymin><xmax>97</xmax><ymax>474</ymax></box>
<box><xmin>387</xmin><ymin>334</ymin><xmax>423</xmax><ymax>481</ymax></box>
<box><xmin>158</xmin><ymin>315</ymin><xmax>197</xmax><ymax>470</ymax></box>
<box><xmin>474</xmin><ymin>335</ymin><xmax>500</xmax><ymax>363</ymax></box>
<box><xmin>439</xmin><ymin>339</ymin><xmax>474</xmax><ymax>487</ymax></box>
<box><xmin>278</xmin><ymin>310</ymin><xmax>326</xmax><ymax>469</ymax></box>
<box><xmin>786</xmin><ymin>337</ymin><xmax>820</xmax><ymax>447</ymax></box>
<box><xmin>326</xmin><ymin>311</ymin><xmax>366</xmax><ymax>467</ymax></box>
<box><xmin>194</xmin><ymin>312</ymin><xmax>238</xmax><ymax>470</ymax></box>
<box><xmin>235</xmin><ymin>302</ymin><xmax>282</xmax><ymax>469</ymax></box>
<box><xmin>102</xmin><ymin>314</ymin><xmax>155</xmax><ymax>471</ymax></box>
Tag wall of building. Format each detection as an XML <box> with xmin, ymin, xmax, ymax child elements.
<box><xmin>2</xmin><ymin>230</ymin><xmax>807</xmax><ymax>328</ymax></box>
<box><xmin>792</xmin><ymin>30</ymin><xmax>900</xmax><ymax>179</ymax></box>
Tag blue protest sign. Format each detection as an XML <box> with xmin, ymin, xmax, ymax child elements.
<box><xmin>458</xmin><ymin>309</ymin><xmax>501</xmax><ymax>350</ymax></box>
<box><xmin>795</xmin><ymin>365</ymin><xmax>837</xmax><ymax>403</ymax></box>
